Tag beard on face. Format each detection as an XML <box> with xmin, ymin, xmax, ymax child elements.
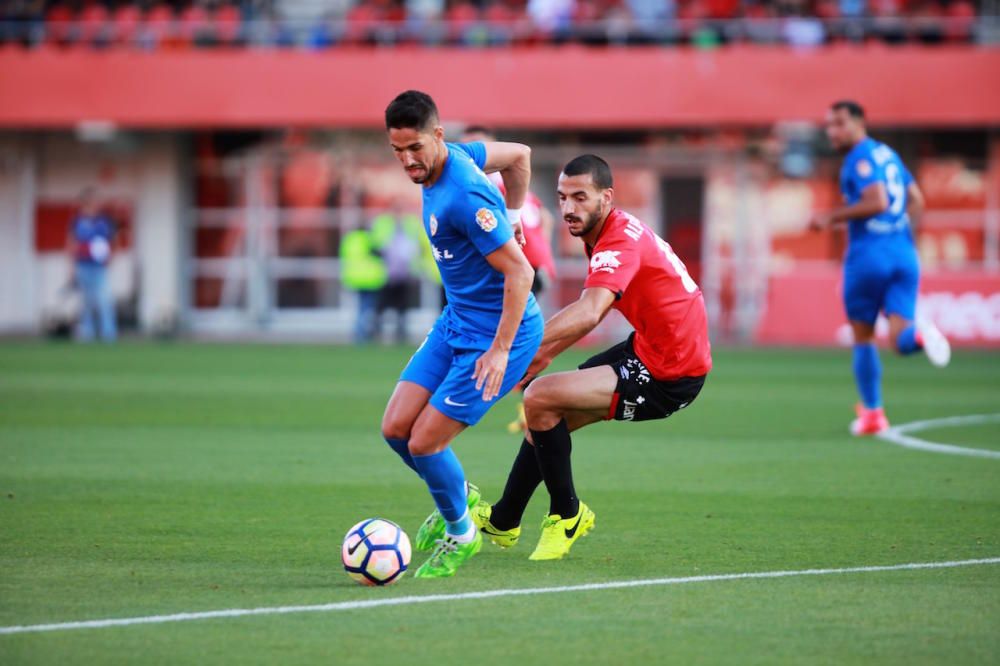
<box><xmin>566</xmin><ymin>203</ymin><xmax>604</xmax><ymax>237</ymax></box>
<box><xmin>406</xmin><ymin>162</ymin><xmax>430</xmax><ymax>183</ymax></box>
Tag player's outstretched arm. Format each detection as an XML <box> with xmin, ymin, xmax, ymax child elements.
<box><xmin>519</xmin><ymin>287</ymin><xmax>616</xmax><ymax>386</ymax></box>
<box><xmin>473</xmin><ymin>238</ymin><xmax>536</xmax><ymax>401</ymax></box>
<box><xmin>481</xmin><ymin>142</ymin><xmax>531</xmax><ymax>243</ymax></box>
<box><xmin>810</xmin><ymin>183</ymin><xmax>889</xmax><ymax>230</ymax></box>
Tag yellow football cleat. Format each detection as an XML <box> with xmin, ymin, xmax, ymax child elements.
<box><xmin>528</xmin><ymin>501</ymin><xmax>596</xmax><ymax>561</ymax></box>
<box><xmin>471</xmin><ymin>501</ymin><xmax>521</xmax><ymax>549</ymax></box>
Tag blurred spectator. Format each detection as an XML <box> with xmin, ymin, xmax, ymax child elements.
<box><xmin>627</xmin><ymin>0</ymin><xmax>675</xmax><ymax>42</ymax></box>
<box><xmin>528</xmin><ymin>0</ymin><xmax>575</xmax><ymax>36</ymax></box>
<box><xmin>839</xmin><ymin>0</ymin><xmax>867</xmax><ymax>18</ymax></box>
<box><xmin>783</xmin><ymin>14</ymin><xmax>825</xmax><ymax>46</ymax></box>
<box><xmin>406</xmin><ymin>0</ymin><xmax>446</xmax><ymax>43</ymax></box>
<box><xmin>870</xmin><ymin>0</ymin><xmax>906</xmax><ymax>43</ymax></box>
<box><xmin>340</xmin><ymin>223</ymin><xmax>387</xmax><ymax>343</ymax></box>
<box><xmin>67</xmin><ymin>188</ymin><xmax>118</xmax><ymax>343</ymax></box>
<box><xmin>371</xmin><ymin>207</ymin><xmax>424</xmax><ymax>343</ymax></box>
<box><xmin>0</xmin><ymin>0</ymin><xmax>984</xmax><ymax>50</ymax></box>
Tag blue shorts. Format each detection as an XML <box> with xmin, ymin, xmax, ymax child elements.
<box><xmin>399</xmin><ymin>315</ymin><xmax>543</xmax><ymax>426</ymax></box>
<box><xmin>843</xmin><ymin>242</ymin><xmax>920</xmax><ymax>325</ymax></box>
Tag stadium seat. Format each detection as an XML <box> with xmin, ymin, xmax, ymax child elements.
<box><xmin>445</xmin><ymin>2</ymin><xmax>482</xmax><ymax>44</ymax></box>
<box><xmin>111</xmin><ymin>4</ymin><xmax>142</xmax><ymax>47</ymax></box>
<box><xmin>143</xmin><ymin>4</ymin><xmax>177</xmax><ymax>49</ymax></box>
<box><xmin>344</xmin><ymin>4</ymin><xmax>382</xmax><ymax>44</ymax></box>
<box><xmin>483</xmin><ymin>2</ymin><xmax>518</xmax><ymax>44</ymax></box>
<box><xmin>78</xmin><ymin>3</ymin><xmax>111</xmax><ymax>48</ymax></box>
<box><xmin>178</xmin><ymin>4</ymin><xmax>213</xmax><ymax>48</ymax></box>
<box><xmin>214</xmin><ymin>4</ymin><xmax>243</xmax><ymax>46</ymax></box>
<box><xmin>44</xmin><ymin>3</ymin><xmax>76</xmax><ymax>46</ymax></box>
<box><xmin>945</xmin><ymin>0</ymin><xmax>975</xmax><ymax>42</ymax></box>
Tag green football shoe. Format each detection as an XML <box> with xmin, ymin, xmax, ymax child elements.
<box><xmin>471</xmin><ymin>501</ymin><xmax>521</xmax><ymax>549</ymax></box>
<box><xmin>414</xmin><ymin>483</ymin><xmax>482</xmax><ymax>552</ymax></box>
<box><xmin>413</xmin><ymin>530</ymin><xmax>483</xmax><ymax>579</ymax></box>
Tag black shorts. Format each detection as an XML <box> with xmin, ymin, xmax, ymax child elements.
<box><xmin>579</xmin><ymin>333</ymin><xmax>706</xmax><ymax>422</ymax></box>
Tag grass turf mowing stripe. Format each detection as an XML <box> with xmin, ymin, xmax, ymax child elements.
<box><xmin>2</xmin><ymin>557</ymin><xmax>998</xmax><ymax>636</ymax></box>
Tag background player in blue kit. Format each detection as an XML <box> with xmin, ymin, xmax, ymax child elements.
<box><xmin>379</xmin><ymin>90</ymin><xmax>543</xmax><ymax>578</ymax></box>
<box><xmin>811</xmin><ymin>100</ymin><xmax>951</xmax><ymax>436</ymax></box>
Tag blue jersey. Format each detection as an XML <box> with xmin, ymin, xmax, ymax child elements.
<box><xmin>422</xmin><ymin>142</ymin><xmax>541</xmax><ymax>339</ymax></box>
<box><xmin>839</xmin><ymin>137</ymin><xmax>915</xmax><ymax>249</ymax></box>
<box><xmin>72</xmin><ymin>214</ymin><xmax>115</xmax><ymax>266</ymax></box>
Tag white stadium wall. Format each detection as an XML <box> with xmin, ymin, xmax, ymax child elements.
<box><xmin>0</xmin><ymin>132</ymin><xmax>184</xmax><ymax>335</ymax></box>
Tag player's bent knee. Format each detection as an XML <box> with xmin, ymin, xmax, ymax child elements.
<box><xmin>523</xmin><ymin>380</ymin><xmax>552</xmax><ymax>411</ymax></box>
<box><xmin>523</xmin><ymin>383</ymin><xmax>564</xmax><ymax>431</ymax></box>
<box><xmin>406</xmin><ymin>435</ymin><xmax>446</xmax><ymax>457</ymax></box>
<box><xmin>380</xmin><ymin>414</ymin><xmax>413</xmax><ymax>442</ymax></box>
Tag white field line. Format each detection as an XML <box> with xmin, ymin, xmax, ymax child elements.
<box><xmin>2</xmin><ymin>557</ymin><xmax>998</xmax><ymax>636</ymax></box>
<box><xmin>877</xmin><ymin>413</ymin><xmax>1000</xmax><ymax>459</ymax></box>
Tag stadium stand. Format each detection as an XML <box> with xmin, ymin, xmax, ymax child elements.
<box><xmin>0</xmin><ymin>0</ymin><xmax>987</xmax><ymax>48</ymax></box>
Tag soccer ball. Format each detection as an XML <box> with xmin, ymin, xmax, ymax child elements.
<box><xmin>341</xmin><ymin>518</ymin><xmax>412</xmax><ymax>586</ymax></box>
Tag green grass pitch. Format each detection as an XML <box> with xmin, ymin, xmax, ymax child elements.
<box><xmin>1</xmin><ymin>342</ymin><xmax>998</xmax><ymax>665</ymax></box>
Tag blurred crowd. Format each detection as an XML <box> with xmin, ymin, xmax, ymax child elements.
<box><xmin>0</xmin><ymin>0</ymin><xmax>983</xmax><ymax>48</ymax></box>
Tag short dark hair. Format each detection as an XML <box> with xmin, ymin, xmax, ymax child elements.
<box><xmin>385</xmin><ymin>90</ymin><xmax>439</xmax><ymax>132</ymax></box>
<box><xmin>562</xmin><ymin>154</ymin><xmax>613</xmax><ymax>190</ymax></box>
<box><xmin>831</xmin><ymin>100</ymin><xmax>865</xmax><ymax>121</ymax></box>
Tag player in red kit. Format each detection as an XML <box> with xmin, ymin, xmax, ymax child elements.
<box><xmin>472</xmin><ymin>154</ymin><xmax>712</xmax><ymax>560</ymax></box>
<box><xmin>462</xmin><ymin>126</ymin><xmax>557</xmax><ymax>296</ymax></box>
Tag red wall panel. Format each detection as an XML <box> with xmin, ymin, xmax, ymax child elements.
<box><xmin>1</xmin><ymin>46</ymin><xmax>998</xmax><ymax>128</ymax></box>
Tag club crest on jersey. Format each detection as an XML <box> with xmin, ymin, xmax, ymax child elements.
<box><xmin>590</xmin><ymin>250</ymin><xmax>622</xmax><ymax>274</ymax></box>
<box><xmin>476</xmin><ymin>208</ymin><xmax>498</xmax><ymax>233</ymax></box>
<box><xmin>429</xmin><ymin>214</ymin><xmax>438</xmax><ymax>237</ymax></box>
<box><xmin>856</xmin><ymin>159</ymin><xmax>873</xmax><ymax>178</ymax></box>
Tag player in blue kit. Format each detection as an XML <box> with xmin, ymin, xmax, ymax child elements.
<box><xmin>379</xmin><ymin>90</ymin><xmax>543</xmax><ymax>578</ymax></box>
<box><xmin>812</xmin><ymin>100</ymin><xmax>950</xmax><ymax>436</ymax></box>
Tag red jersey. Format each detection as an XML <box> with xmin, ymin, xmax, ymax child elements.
<box><xmin>584</xmin><ymin>208</ymin><xmax>712</xmax><ymax>380</ymax></box>
<box><xmin>520</xmin><ymin>192</ymin><xmax>556</xmax><ymax>278</ymax></box>
<box><xmin>489</xmin><ymin>174</ymin><xmax>556</xmax><ymax>278</ymax></box>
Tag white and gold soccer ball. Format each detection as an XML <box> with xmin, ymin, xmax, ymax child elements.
<box><xmin>341</xmin><ymin>518</ymin><xmax>412</xmax><ymax>586</ymax></box>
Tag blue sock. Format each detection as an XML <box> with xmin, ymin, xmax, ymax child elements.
<box><xmin>385</xmin><ymin>437</ymin><xmax>420</xmax><ymax>476</ymax></box>
<box><xmin>412</xmin><ymin>448</ymin><xmax>472</xmax><ymax>536</ymax></box>
<box><xmin>852</xmin><ymin>343</ymin><xmax>882</xmax><ymax>409</ymax></box>
<box><xmin>895</xmin><ymin>325</ymin><xmax>922</xmax><ymax>355</ymax></box>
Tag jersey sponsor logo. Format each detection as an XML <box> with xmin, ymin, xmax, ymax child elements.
<box><xmin>622</xmin><ymin>399</ymin><xmax>638</xmax><ymax>421</ymax></box>
<box><xmin>625</xmin><ymin>357</ymin><xmax>651</xmax><ymax>384</ymax></box>
<box><xmin>429</xmin><ymin>214</ymin><xmax>438</xmax><ymax>237</ymax></box>
<box><xmin>475</xmin><ymin>208</ymin><xmax>498</xmax><ymax>233</ymax></box>
<box><xmin>856</xmin><ymin>159</ymin><xmax>873</xmax><ymax>178</ymax></box>
<box><xmin>590</xmin><ymin>250</ymin><xmax>622</xmax><ymax>274</ymax></box>
<box><xmin>432</xmin><ymin>244</ymin><xmax>454</xmax><ymax>262</ymax></box>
